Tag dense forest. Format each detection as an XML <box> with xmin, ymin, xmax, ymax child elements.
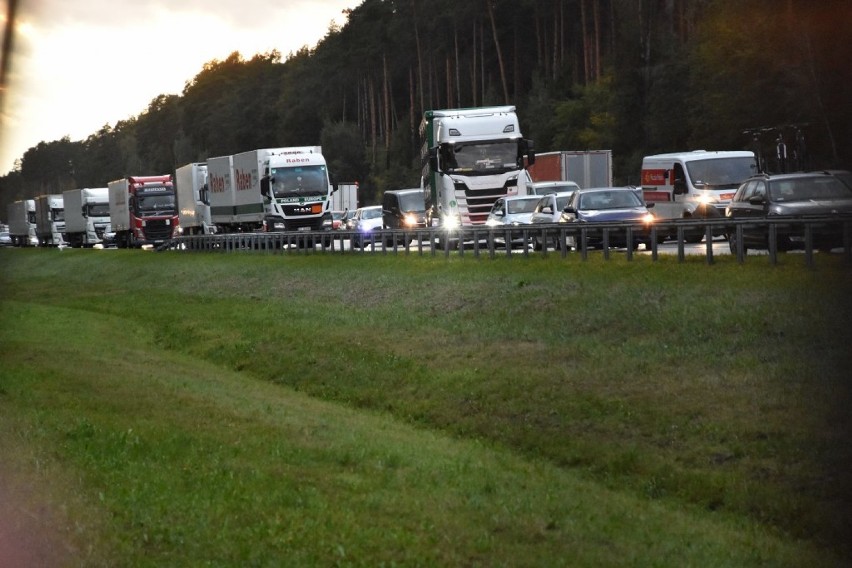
<box><xmin>1</xmin><ymin>0</ymin><xmax>850</xmax><ymax>213</ymax></box>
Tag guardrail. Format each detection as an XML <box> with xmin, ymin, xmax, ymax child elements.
<box><xmin>159</xmin><ymin>216</ymin><xmax>852</xmax><ymax>266</ymax></box>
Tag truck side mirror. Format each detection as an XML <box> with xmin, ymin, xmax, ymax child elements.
<box><xmin>260</xmin><ymin>176</ymin><xmax>270</xmax><ymax>198</ymax></box>
<box><xmin>429</xmin><ymin>147</ymin><xmax>439</xmax><ymax>173</ymax></box>
<box><xmin>200</xmin><ymin>183</ymin><xmax>210</xmax><ymax>205</ymax></box>
<box><xmin>525</xmin><ymin>139</ymin><xmax>536</xmax><ymax>166</ymax></box>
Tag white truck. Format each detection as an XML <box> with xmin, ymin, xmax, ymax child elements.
<box><xmin>209</xmin><ymin>146</ymin><xmax>334</xmax><ymax>233</ymax></box>
<box><xmin>63</xmin><ymin>187</ymin><xmax>110</xmax><ymax>247</ymax></box>
<box><xmin>640</xmin><ymin>151</ymin><xmax>758</xmax><ymax>242</ymax></box>
<box><xmin>527</xmin><ymin>150</ymin><xmax>613</xmax><ymax>189</ymax></box>
<box><xmin>34</xmin><ymin>194</ymin><xmax>67</xmax><ymax>247</ymax></box>
<box><xmin>175</xmin><ymin>162</ymin><xmax>215</xmax><ymax>235</ymax></box>
<box><xmin>421</xmin><ymin>106</ymin><xmax>535</xmax><ymax>239</ymax></box>
<box><xmin>7</xmin><ymin>199</ymin><xmax>37</xmax><ymax>246</ymax></box>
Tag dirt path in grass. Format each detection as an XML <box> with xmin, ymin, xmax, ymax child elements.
<box><xmin>0</xmin><ymin>472</ymin><xmax>71</xmax><ymax>567</ymax></box>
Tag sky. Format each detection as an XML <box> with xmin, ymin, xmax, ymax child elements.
<box><xmin>0</xmin><ymin>0</ymin><xmax>355</xmax><ymax>174</ymax></box>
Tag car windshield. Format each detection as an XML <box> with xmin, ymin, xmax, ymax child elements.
<box><xmin>397</xmin><ymin>192</ymin><xmax>425</xmax><ymax>211</ymax></box>
<box><xmin>770</xmin><ymin>177</ymin><xmax>852</xmax><ymax>202</ymax></box>
<box><xmin>441</xmin><ymin>141</ymin><xmax>519</xmax><ymax>175</ymax></box>
<box><xmin>360</xmin><ymin>208</ymin><xmax>381</xmax><ymax>220</ymax></box>
<box><xmin>506</xmin><ymin>198</ymin><xmax>540</xmax><ymax>214</ymax></box>
<box><xmin>556</xmin><ymin>194</ymin><xmax>573</xmax><ymax>210</ymax></box>
<box><xmin>270</xmin><ymin>165</ymin><xmax>328</xmax><ymax>198</ymax></box>
<box><xmin>579</xmin><ymin>191</ymin><xmax>642</xmax><ymax>210</ymax></box>
<box><xmin>686</xmin><ymin>157</ymin><xmax>757</xmax><ymax>189</ymax></box>
<box><xmin>535</xmin><ymin>183</ymin><xmax>578</xmax><ymax>195</ymax></box>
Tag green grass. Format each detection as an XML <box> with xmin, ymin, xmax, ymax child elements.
<box><xmin>1</xmin><ymin>248</ymin><xmax>851</xmax><ymax>565</ymax></box>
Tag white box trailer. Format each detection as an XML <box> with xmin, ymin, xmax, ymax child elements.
<box><xmin>63</xmin><ymin>187</ymin><xmax>110</xmax><ymax>247</ymax></box>
<box><xmin>34</xmin><ymin>194</ymin><xmax>67</xmax><ymax>247</ymax></box>
<box><xmin>330</xmin><ymin>182</ymin><xmax>359</xmax><ymax>211</ymax></box>
<box><xmin>7</xmin><ymin>199</ymin><xmax>37</xmax><ymax>246</ymax></box>
<box><xmin>175</xmin><ymin>162</ymin><xmax>215</xmax><ymax>235</ymax></box>
<box><xmin>207</xmin><ymin>155</ymin><xmax>236</xmax><ymax>228</ymax></box>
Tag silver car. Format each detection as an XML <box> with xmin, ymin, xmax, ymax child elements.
<box><xmin>350</xmin><ymin>205</ymin><xmax>384</xmax><ymax>248</ymax></box>
<box><xmin>485</xmin><ymin>195</ymin><xmax>540</xmax><ymax>248</ymax></box>
<box><xmin>528</xmin><ymin>191</ymin><xmax>577</xmax><ymax>250</ymax></box>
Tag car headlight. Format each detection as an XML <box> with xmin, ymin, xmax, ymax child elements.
<box><xmin>642</xmin><ymin>213</ymin><xmax>655</xmax><ymax>224</ymax></box>
<box><xmin>697</xmin><ymin>193</ymin><xmax>718</xmax><ymax>205</ymax></box>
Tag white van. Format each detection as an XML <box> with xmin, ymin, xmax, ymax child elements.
<box><xmin>641</xmin><ymin>151</ymin><xmax>757</xmax><ymax>220</ymax></box>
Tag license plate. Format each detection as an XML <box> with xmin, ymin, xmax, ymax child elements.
<box><xmin>298</xmin><ymin>226</ymin><xmax>312</xmax><ymax>232</ymax></box>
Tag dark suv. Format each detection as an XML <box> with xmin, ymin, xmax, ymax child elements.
<box><xmin>382</xmin><ymin>188</ymin><xmax>427</xmax><ymax>245</ymax></box>
<box><xmin>725</xmin><ymin>172</ymin><xmax>852</xmax><ymax>252</ymax></box>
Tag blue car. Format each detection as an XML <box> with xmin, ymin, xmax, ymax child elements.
<box><xmin>559</xmin><ymin>187</ymin><xmax>657</xmax><ymax>250</ymax></box>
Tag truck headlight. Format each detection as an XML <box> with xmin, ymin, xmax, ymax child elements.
<box><xmin>443</xmin><ymin>214</ymin><xmax>461</xmax><ymax>229</ymax></box>
<box><xmin>403</xmin><ymin>214</ymin><xmax>417</xmax><ymax>227</ymax></box>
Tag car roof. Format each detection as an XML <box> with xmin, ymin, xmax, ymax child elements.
<box><xmin>533</xmin><ymin>180</ymin><xmax>580</xmax><ymax>187</ymax></box>
<box><xmin>503</xmin><ymin>195</ymin><xmax>540</xmax><ymax>201</ymax></box>
<box><xmin>577</xmin><ymin>186</ymin><xmax>638</xmax><ymax>193</ymax></box>
<box><xmin>745</xmin><ymin>172</ymin><xmax>833</xmax><ymax>182</ymax></box>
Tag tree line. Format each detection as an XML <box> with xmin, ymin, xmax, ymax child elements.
<box><xmin>1</xmin><ymin>0</ymin><xmax>850</xmax><ymax>215</ymax></box>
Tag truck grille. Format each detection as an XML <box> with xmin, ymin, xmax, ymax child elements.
<box><xmin>454</xmin><ymin>182</ymin><xmax>507</xmax><ymax>225</ymax></box>
<box><xmin>283</xmin><ymin>217</ymin><xmax>322</xmax><ymax>231</ymax></box>
<box><xmin>143</xmin><ymin>219</ymin><xmax>174</xmax><ymax>241</ymax></box>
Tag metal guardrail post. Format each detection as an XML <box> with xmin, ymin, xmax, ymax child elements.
<box><xmin>768</xmin><ymin>224</ymin><xmax>778</xmax><ymax>265</ymax></box>
<box><xmin>650</xmin><ymin>226</ymin><xmax>659</xmax><ymax>261</ymax></box>
<box><xmin>804</xmin><ymin>224</ymin><xmax>814</xmax><ymax>268</ymax></box>
<box><xmin>625</xmin><ymin>227</ymin><xmax>633</xmax><ymax>261</ymax></box>
<box><xmin>676</xmin><ymin>226</ymin><xmax>685</xmax><ymax>263</ymax></box>
<box><xmin>704</xmin><ymin>225</ymin><xmax>714</xmax><ymax>265</ymax></box>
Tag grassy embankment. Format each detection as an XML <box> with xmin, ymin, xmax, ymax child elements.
<box><xmin>1</xmin><ymin>248</ymin><xmax>851</xmax><ymax>566</ymax></box>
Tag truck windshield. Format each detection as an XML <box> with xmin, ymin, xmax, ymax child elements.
<box><xmin>87</xmin><ymin>204</ymin><xmax>110</xmax><ymax>217</ymax></box>
<box><xmin>441</xmin><ymin>141</ymin><xmax>520</xmax><ymax>175</ymax></box>
<box><xmin>270</xmin><ymin>165</ymin><xmax>328</xmax><ymax>198</ymax></box>
<box><xmin>136</xmin><ymin>193</ymin><xmax>176</xmax><ymax>214</ymax></box>
<box><xmin>51</xmin><ymin>209</ymin><xmax>65</xmax><ymax>222</ymax></box>
<box><xmin>686</xmin><ymin>157</ymin><xmax>757</xmax><ymax>189</ymax></box>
